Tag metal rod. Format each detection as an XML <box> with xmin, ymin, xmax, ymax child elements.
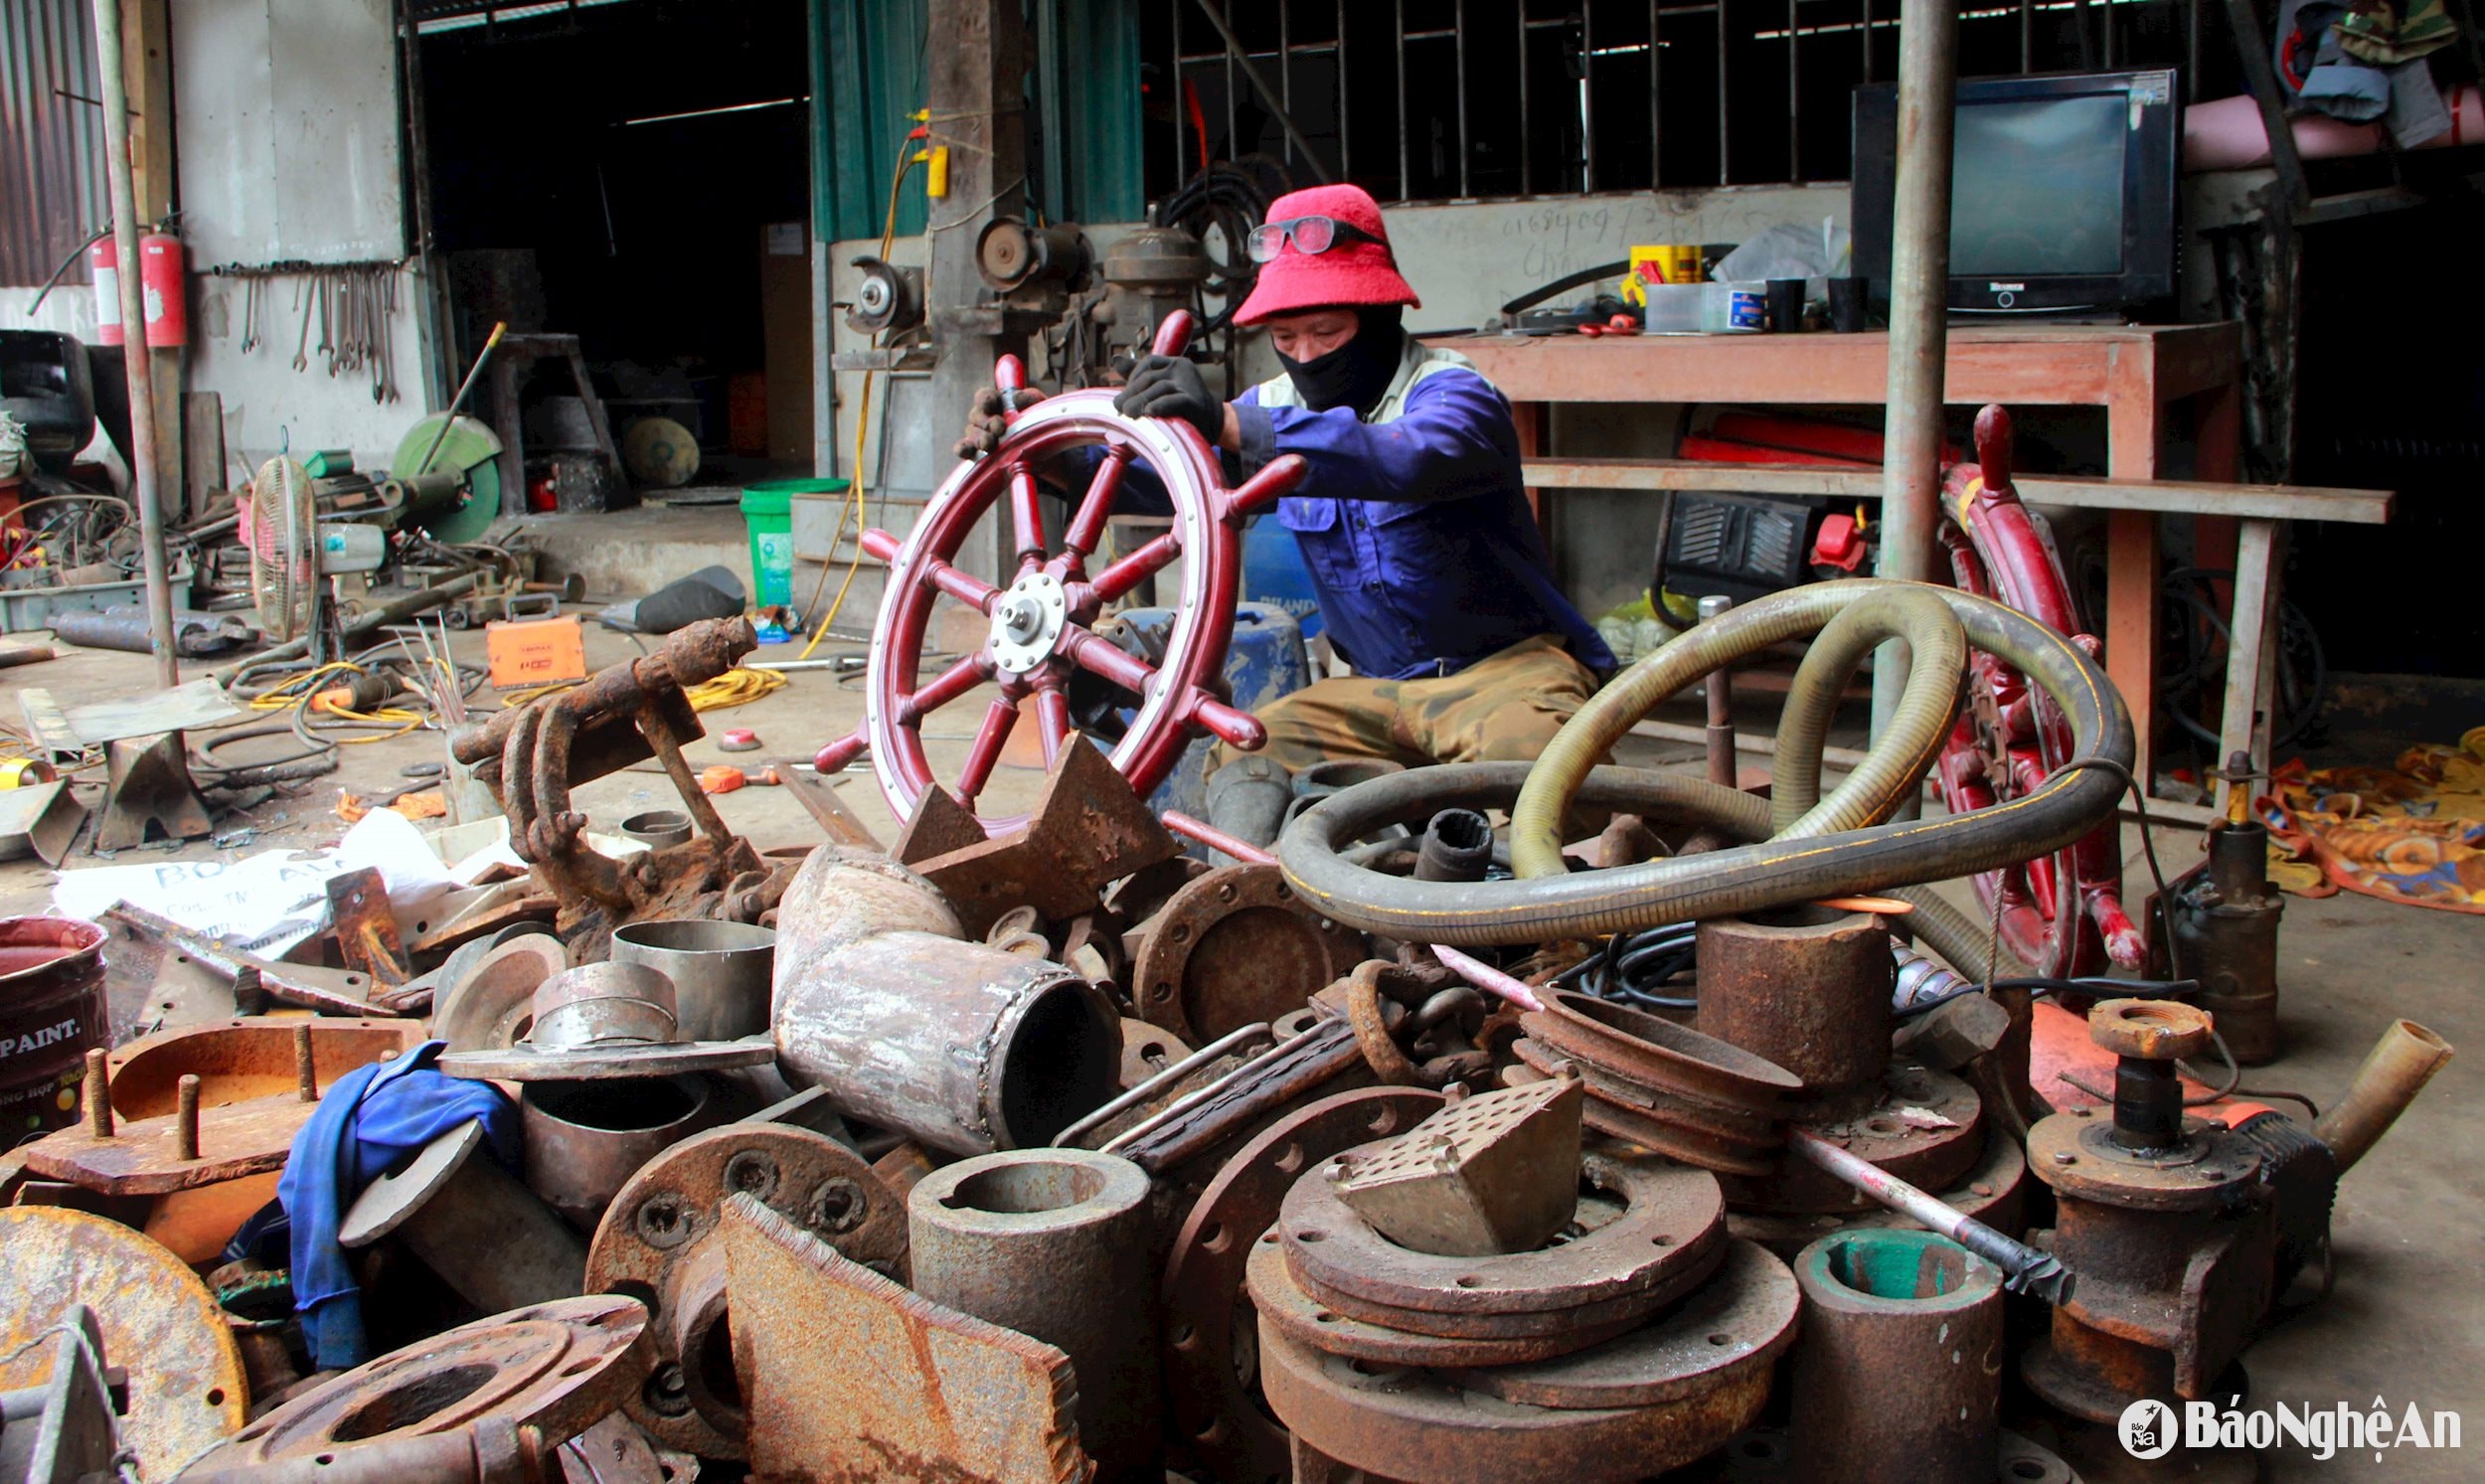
<box><xmin>1581</xmin><ymin>0</ymin><xmax>1596</xmax><ymax>191</ymax></box>
<box><xmin>1787</xmin><ymin>1128</ymin><xmax>2074</xmax><ymax>1303</ymax></box>
<box><xmin>1786</xmin><ymin>0</ymin><xmax>1800</xmax><ymax>179</ymax></box>
<box><xmin>1650</xmin><ymin>0</ymin><xmax>1663</xmax><ymax>187</ymax></box>
<box><xmin>89</xmin><ymin>0</ymin><xmax>177</xmax><ymax>688</ymax></box>
<box><xmin>1170</xmin><ymin>0</ymin><xmax>1185</xmax><ymax>177</ymax></box>
<box><xmin>1186</xmin><ymin>0</ymin><xmax>1333</xmax><ymax>181</ymax></box>
<box><xmin>174</xmin><ymin>1073</ymin><xmax>200</xmax><ymax>1161</ymax></box>
<box><xmin>1427</xmin><ymin>943</ymin><xmax>1547</xmax><ymax>1014</ymax></box>
<box><xmin>1867</xmin><ymin>0</ymin><xmax>1960</xmax><ymax>794</ymax></box>
<box><xmin>83</xmin><ymin>1048</ymin><xmax>112</xmax><ymax>1139</ymax></box>
<box><xmin>1700</xmin><ymin>594</ymin><xmax>1737</xmax><ymax>788</ymax></box>
<box><xmin>1717</xmin><ymin>0</ymin><xmax>1731</xmax><ymax>184</ymax></box>
<box><xmin>1164</xmin><ymin>809</ymin><xmax>1274</xmax><ymax>866</ymax></box>
<box><xmin>1866</xmin><ymin>0</ymin><xmax>1877</xmax><ymax>82</ymax></box>
<box><xmin>1523</xmin><ymin>1</ymin><xmax>1535</xmax><ymax>193</ymax></box>
<box><xmin>1396</xmin><ymin>0</ymin><xmax>1409</xmax><ymax>198</ymax></box>
<box><xmin>1222</xmin><ymin>0</ymin><xmax>1237</xmax><ymax>160</ymax></box>
<box><xmin>1455</xmin><ymin>0</ymin><xmax>1471</xmax><ymax>196</ymax></box>
<box><xmin>2021</xmin><ymin>0</ymin><xmax>2034</xmax><ymax>73</ymax></box>
<box><xmin>414</xmin><ymin>321</ymin><xmax>505</xmax><ymax>475</ymax></box>
<box><xmin>1054</xmin><ymin>1023</ymin><xmax>1275</xmax><ymax>1149</ymax></box>
<box><xmin>1280</xmin><ymin>0</ymin><xmax>1293</xmax><ymax>166</ymax></box>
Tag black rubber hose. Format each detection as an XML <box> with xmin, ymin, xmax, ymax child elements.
<box><xmin>1275</xmin><ymin>580</ymin><xmax>2129</xmax><ymax>947</ymax></box>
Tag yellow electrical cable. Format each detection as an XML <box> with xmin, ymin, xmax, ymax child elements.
<box><xmin>798</xmin><ymin>132</ymin><xmax>925</xmax><ymax>662</ymax></box>
<box><xmin>684</xmin><ymin>665</ymin><xmax>787</xmax><ymax>712</ymax></box>
<box><xmin>245</xmin><ymin>660</ymin><xmax>427</xmax><ymax>742</ymax></box>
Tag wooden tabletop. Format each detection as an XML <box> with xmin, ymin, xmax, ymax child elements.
<box><xmin>1430</xmin><ymin>322</ymin><xmax>2245</xmax><ymax>409</ymax></box>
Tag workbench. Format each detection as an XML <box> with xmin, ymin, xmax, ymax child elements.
<box><xmin>1433</xmin><ymin>324</ymin><xmax>2392</xmax><ymax>817</ymax></box>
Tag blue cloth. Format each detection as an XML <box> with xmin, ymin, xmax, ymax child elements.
<box><xmin>277</xmin><ymin>1040</ymin><xmax>515</xmax><ymax>1369</ymax></box>
<box><xmin>1229</xmin><ymin>366</ymin><xmax>1613</xmax><ymax>681</ymax></box>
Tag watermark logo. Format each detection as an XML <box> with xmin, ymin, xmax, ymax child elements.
<box><xmin>2118</xmin><ymin>1397</ymin><xmax>2463</xmax><ymax>1462</ymax></box>
<box><xmin>2119</xmin><ymin>1400</ymin><xmax>2179</xmax><ymax>1459</ymax></box>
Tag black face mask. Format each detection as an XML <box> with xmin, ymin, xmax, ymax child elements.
<box><xmin>1277</xmin><ymin>307</ymin><xmax>1406</xmax><ymax>418</ymax></box>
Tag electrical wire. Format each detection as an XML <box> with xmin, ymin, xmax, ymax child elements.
<box><xmin>798</xmin><ymin>130</ymin><xmax>927</xmax><ymax>664</ymax></box>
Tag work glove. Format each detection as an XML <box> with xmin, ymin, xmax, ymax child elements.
<box><xmin>1115</xmin><ymin>355</ymin><xmax>1224</xmax><ymax>444</ymax></box>
<box><xmin>954</xmin><ymin>386</ymin><xmax>1047</xmax><ymax>460</ymax></box>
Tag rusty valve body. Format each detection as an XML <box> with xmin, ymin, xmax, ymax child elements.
<box><xmin>2022</xmin><ymin>999</ymin><xmax>2276</xmax><ymax>1422</ymax></box>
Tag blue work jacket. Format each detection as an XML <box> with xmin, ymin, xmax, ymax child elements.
<box><xmin>1227</xmin><ymin>340</ymin><xmax>1614</xmax><ymax>681</ymax></box>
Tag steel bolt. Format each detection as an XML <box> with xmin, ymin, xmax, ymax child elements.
<box><xmin>82</xmin><ymin>1048</ymin><xmax>111</xmax><ymax>1139</ymax></box>
<box><xmin>294</xmin><ymin>1023</ymin><xmax>318</xmax><ymax>1102</ymax></box>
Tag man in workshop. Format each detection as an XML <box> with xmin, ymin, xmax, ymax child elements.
<box><xmin>958</xmin><ymin>183</ymin><xmax>1612</xmax><ymax>848</ymax></box>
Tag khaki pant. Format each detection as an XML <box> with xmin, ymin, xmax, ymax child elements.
<box><xmin>1215</xmin><ymin>634</ymin><xmax>1602</xmax><ymax>776</ymax></box>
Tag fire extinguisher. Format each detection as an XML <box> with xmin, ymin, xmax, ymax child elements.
<box><xmin>88</xmin><ymin>232</ymin><xmax>188</xmax><ymax>348</ymax></box>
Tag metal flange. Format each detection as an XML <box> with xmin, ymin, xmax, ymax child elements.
<box><xmin>1130</xmin><ymin>862</ymin><xmax>1366</xmax><ymax>1044</ymax></box>
<box><xmin>1161</xmin><ymin>1086</ymin><xmax>1446</xmax><ymax>1484</ymax></box>
<box><xmin>586</xmin><ymin>1122</ymin><xmax>906</xmax><ymax>1459</ymax></box>
<box><xmin>181</xmin><ymin>1295</ymin><xmax>651</xmax><ymax>1472</ymax></box>
<box><xmin>1278</xmin><ymin>1147</ymin><xmax>1727</xmax><ymax>1338</ymax></box>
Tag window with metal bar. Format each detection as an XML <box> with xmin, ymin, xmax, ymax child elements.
<box><xmin>1142</xmin><ymin>0</ymin><xmax>2242</xmax><ymax>204</ymax></box>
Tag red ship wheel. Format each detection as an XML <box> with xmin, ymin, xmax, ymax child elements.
<box><xmin>814</xmin><ymin>312</ymin><xmax>1308</xmax><ymax>833</ymax></box>
<box><xmin>1935</xmin><ymin>405</ymin><xmax>2144</xmax><ymax>977</ymax></box>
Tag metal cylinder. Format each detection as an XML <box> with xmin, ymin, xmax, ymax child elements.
<box><xmin>2170</xmin><ymin>817</ymin><xmax>2285</xmax><ymax>1065</ymax></box>
<box><xmin>0</xmin><ymin>916</ymin><xmax>109</xmax><ymax>1139</ymax></box>
<box><xmin>1414</xmin><ymin>808</ymin><xmax>1494</xmax><ymax>883</ymax></box>
<box><xmin>1697</xmin><ymin>907</ymin><xmax>1893</xmax><ymax>1112</ymax></box>
<box><xmin>521</xmin><ymin>1075</ymin><xmax>716</xmax><ymax>1230</ymax></box>
<box><xmin>618</xmin><ymin>810</ymin><xmax>696</xmax><ymax>849</ymax></box>
<box><xmin>1790</xmin><ymin>1229</ymin><xmax>2003</xmax><ymax>1484</ymax></box>
<box><xmin>773</xmin><ymin>849</ymin><xmax>1120</xmax><ymax>1154</ymax></box>
<box><xmin>2316</xmin><ymin>1018</ymin><xmax>2453</xmax><ymax>1174</ymax></box>
<box><xmin>1700</xmin><ymin>593</ymin><xmax>1738</xmax><ymax>789</ymax></box>
<box><xmin>909</xmin><ymin>1149</ymin><xmax>1159</xmax><ymax>1482</ymax></box>
<box><xmin>339</xmin><ymin>1122</ymin><xmax>585</xmax><ymax>1312</ymax></box>
<box><xmin>610</xmin><ymin>919</ymin><xmax>775</xmax><ymax>1042</ymax></box>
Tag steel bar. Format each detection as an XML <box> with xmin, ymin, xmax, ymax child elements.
<box><xmin>1785</xmin><ymin>1128</ymin><xmax>2072</xmax><ymax>1303</ymax></box>
<box><xmin>1582</xmin><ymin>2</ymin><xmax>1598</xmax><ymax>193</ymax></box>
<box><xmin>87</xmin><ymin>0</ymin><xmax>177</xmax><ymax>687</ymax></box>
<box><xmin>1427</xmin><ymin>943</ymin><xmax>1546</xmax><ymax>1013</ymax></box>
<box><xmin>1188</xmin><ymin>0</ymin><xmax>1334</xmax><ymax>182</ymax></box>
<box><xmin>1649</xmin><ymin>0</ymin><xmax>1662</xmax><ymax>186</ymax></box>
<box><xmin>1867</xmin><ymin>0</ymin><xmax>1960</xmax><ymax>790</ymax></box>
<box><xmin>1170</xmin><ymin>0</ymin><xmax>1185</xmax><ymax>176</ymax></box>
<box><xmin>1280</xmin><ymin>0</ymin><xmax>1293</xmax><ymax>168</ymax></box>
<box><xmin>1524</xmin><ymin>3</ymin><xmax>1536</xmax><ymax>193</ymax></box>
<box><xmin>1456</xmin><ymin>0</ymin><xmax>1472</xmax><ymax>196</ymax></box>
<box><xmin>1787</xmin><ymin>0</ymin><xmax>1801</xmax><ymax>179</ymax></box>
<box><xmin>1717</xmin><ymin>0</ymin><xmax>1731</xmax><ymax>184</ymax></box>
<box><xmin>1396</xmin><ymin>0</ymin><xmax>1409</xmax><ymax>198</ymax></box>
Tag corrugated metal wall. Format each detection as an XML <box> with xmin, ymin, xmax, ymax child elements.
<box><xmin>0</xmin><ymin>0</ymin><xmax>108</xmax><ymax>287</ymax></box>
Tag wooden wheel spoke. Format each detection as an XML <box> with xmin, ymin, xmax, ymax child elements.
<box><xmin>957</xmin><ymin>698</ymin><xmax>1019</xmax><ymax>803</ymax></box>
<box><xmin>1007</xmin><ymin>462</ymin><xmax>1048</xmax><ymax>561</ymax></box>
<box><xmin>1058</xmin><ymin>626</ymin><xmax>1156</xmax><ymax>697</ymax></box>
<box><xmin>918</xmin><ymin>556</ymin><xmax>1002</xmax><ymax>613</ymax></box>
<box><xmin>1088</xmin><ymin>531</ymin><xmax>1184</xmax><ymax>604</ymax></box>
<box><xmin>1064</xmin><ymin>447</ymin><xmax>1131</xmax><ymax>557</ymax></box>
<box><xmin>900</xmin><ymin>651</ymin><xmax>996</xmax><ymax>726</ymax></box>
<box><xmin>1033</xmin><ymin>685</ymin><xmax>1073</xmax><ymax>765</ymax></box>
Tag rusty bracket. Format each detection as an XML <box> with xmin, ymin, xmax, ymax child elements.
<box><xmin>899</xmin><ymin>741</ymin><xmax>1179</xmax><ymax>940</ymax></box>
<box><xmin>102</xmin><ymin>902</ymin><xmax>407</xmax><ymax>1018</ymax></box>
<box><xmin>325</xmin><ymin>867</ymin><xmax>412</xmax><ymax>987</ymax></box>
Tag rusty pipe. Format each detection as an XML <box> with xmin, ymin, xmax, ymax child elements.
<box><xmin>1790</xmin><ymin>1229</ymin><xmax>2003</xmax><ymax>1484</ymax></box>
<box><xmin>771</xmin><ymin>848</ymin><xmax>1120</xmax><ymax>1154</ymax></box>
<box><xmin>452</xmin><ymin>618</ymin><xmax>755</xmax><ymax>767</ymax></box>
<box><xmin>2314</xmin><ymin>1019</ymin><xmax>2452</xmax><ymax>1175</ymax></box>
<box><xmin>1700</xmin><ymin>594</ymin><xmax>1738</xmax><ymax>789</ymax></box>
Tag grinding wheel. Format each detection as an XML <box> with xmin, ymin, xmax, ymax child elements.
<box><xmin>622</xmin><ymin>416</ymin><xmax>701</xmax><ymax>489</ymax></box>
<box><xmin>392</xmin><ymin>413</ymin><xmax>505</xmax><ymax>545</ymax></box>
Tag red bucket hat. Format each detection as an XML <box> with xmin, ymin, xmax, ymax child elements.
<box><xmin>1233</xmin><ymin>183</ymin><xmax>1421</xmax><ymax>326</ymax></box>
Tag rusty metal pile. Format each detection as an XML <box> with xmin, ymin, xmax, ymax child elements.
<box><xmin>0</xmin><ymin>594</ymin><xmax>2459</xmax><ymax>1484</ymax></box>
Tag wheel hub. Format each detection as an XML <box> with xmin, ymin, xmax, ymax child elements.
<box><xmin>988</xmin><ymin>573</ymin><xmax>1069</xmax><ymax>675</ymax></box>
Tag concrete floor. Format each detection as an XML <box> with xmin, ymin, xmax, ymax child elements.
<box><xmin>1</xmin><ymin>616</ymin><xmax>2474</xmax><ymax>1479</ymax></box>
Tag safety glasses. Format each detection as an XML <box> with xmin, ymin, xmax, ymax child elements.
<box><xmin>1245</xmin><ymin>215</ymin><xmax>1392</xmax><ymax>263</ymax></box>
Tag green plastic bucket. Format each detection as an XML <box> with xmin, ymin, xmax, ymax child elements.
<box><xmin>740</xmin><ymin>478</ymin><xmax>845</xmax><ymax>608</ymax></box>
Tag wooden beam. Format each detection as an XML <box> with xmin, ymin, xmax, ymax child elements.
<box><xmin>1517</xmin><ymin>458</ymin><xmax>2392</xmax><ymax>524</ymax></box>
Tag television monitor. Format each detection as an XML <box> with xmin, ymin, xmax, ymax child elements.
<box><xmin>1851</xmin><ymin>69</ymin><xmax>2181</xmax><ymax>316</ymax></box>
